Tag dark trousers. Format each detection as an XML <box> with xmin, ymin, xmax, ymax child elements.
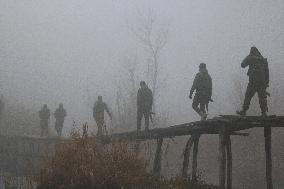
<box><xmin>95</xmin><ymin>119</ymin><xmax>104</xmax><ymax>137</ymax></box>
<box><xmin>137</xmin><ymin>110</ymin><xmax>150</xmax><ymax>132</ymax></box>
<box><xmin>192</xmin><ymin>95</ymin><xmax>206</xmax><ymax>115</ymax></box>
<box><xmin>243</xmin><ymin>83</ymin><xmax>267</xmax><ymax>113</ymax></box>
<box><xmin>55</xmin><ymin>120</ymin><xmax>64</xmax><ymax>137</ymax></box>
<box><xmin>40</xmin><ymin>120</ymin><xmax>48</xmax><ymax>137</ymax></box>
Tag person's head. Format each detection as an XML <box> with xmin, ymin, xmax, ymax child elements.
<box><xmin>98</xmin><ymin>96</ymin><xmax>103</xmax><ymax>102</ymax></box>
<box><xmin>199</xmin><ymin>63</ymin><xmax>207</xmax><ymax>72</ymax></box>
<box><xmin>43</xmin><ymin>104</ymin><xmax>47</xmax><ymax>108</ymax></box>
<box><xmin>140</xmin><ymin>81</ymin><xmax>147</xmax><ymax>89</ymax></box>
<box><xmin>250</xmin><ymin>46</ymin><xmax>261</xmax><ymax>56</ymax></box>
<box><xmin>59</xmin><ymin>103</ymin><xmax>63</xmax><ymax>108</ymax></box>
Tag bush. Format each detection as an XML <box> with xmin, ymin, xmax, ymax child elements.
<box><xmin>36</xmin><ymin>132</ymin><xmax>216</xmax><ymax>189</ymax></box>
<box><xmin>36</xmin><ymin>132</ymin><xmax>149</xmax><ymax>189</ymax></box>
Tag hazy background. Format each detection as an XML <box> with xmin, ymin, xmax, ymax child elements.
<box><xmin>0</xmin><ymin>0</ymin><xmax>283</xmax><ymax>188</ymax></box>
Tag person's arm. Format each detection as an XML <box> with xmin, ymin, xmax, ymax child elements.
<box><xmin>46</xmin><ymin>110</ymin><xmax>50</xmax><ymax>120</ymax></box>
<box><xmin>241</xmin><ymin>56</ymin><xmax>250</xmax><ymax>68</ymax></box>
<box><xmin>208</xmin><ymin>75</ymin><xmax>213</xmax><ymax>100</ymax></box>
<box><xmin>93</xmin><ymin>105</ymin><xmax>96</xmax><ymax>119</ymax></box>
<box><xmin>104</xmin><ymin>103</ymin><xmax>112</xmax><ymax>119</ymax></box>
<box><xmin>189</xmin><ymin>74</ymin><xmax>199</xmax><ymax>98</ymax></box>
<box><xmin>149</xmin><ymin>89</ymin><xmax>153</xmax><ymax>110</ymax></box>
<box><xmin>137</xmin><ymin>89</ymin><xmax>141</xmax><ymax>107</ymax></box>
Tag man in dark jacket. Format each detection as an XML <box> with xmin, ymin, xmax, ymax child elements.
<box><xmin>189</xmin><ymin>63</ymin><xmax>212</xmax><ymax>121</ymax></box>
<box><xmin>54</xmin><ymin>103</ymin><xmax>66</xmax><ymax>137</ymax></box>
<box><xmin>237</xmin><ymin>47</ymin><xmax>269</xmax><ymax>116</ymax></box>
<box><xmin>93</xmin><ymin>96</ymin><xmax>112</xmax><ymax>137</ymax></box>
<box><xmin>39</xmin><ymin>104</ymin><xmax>50</xmax><ymax>137</ymax></box>
<box><xmin>137</xmin><ymin>81</ymin><xmax>153</xmax><ymax>132</ymax></box>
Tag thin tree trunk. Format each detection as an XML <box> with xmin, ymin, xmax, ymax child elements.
<box><xmin>192</xmin><ymin>135</ymin><xmax>200</xmax><ymax>182</ymax></box>
<box><xmin>153</xmin><ymin>138</ymin><xmax>163</xmax><ymax>177</ymax></box>
<box><xmin>182</xmin><ymin>136</ymin><xmax>195</xmax><ymax>178</ymax></box>
<box><xmin>264</xmin><ymin>127</ymin><xmax>273</xmax><ymax>189</ymax></box>
<box><xmin>226</xmin><ymin>135</ymin><xmax>232</xmax><ymax>189</ymax></box>
<box><xmin>219</xmin><ymin>126</ymin><xmax>226</xmax><ymax>189</ymax></box>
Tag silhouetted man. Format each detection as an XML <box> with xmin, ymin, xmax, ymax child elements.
<box><xmin>237</xmin><ymin>47</ymin><xmax>269</xmax><ymax>116</ymax></box>
<box><xmin>189</xmin><ymin>63</ymin><xmax>212</xmax><ymax>121</ymax></box>
<box><xmin>54</xmin><ymin>103</ymin><xmax>66</xmax><ymax>137</ymax></box>
<box><xmin>39</xmin><ymin>104</ymin><xmax>50</xmax><ymax>137</ymax></box>
<box><xmin>137</xmin><ymin>81</ymin><xmax>153</xmax><ymax>132</ymax></box>
<box><xmin>93</xmin><ymin>96</ymin><xmax>112</xmax><ymax>137</ymax></box>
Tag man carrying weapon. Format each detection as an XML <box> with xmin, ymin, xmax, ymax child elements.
<box><xmin>93</xmin><ymin>96</ymin><xmax>112</xmax><ymax>137</ymax></box>
<box><xmin>39</xmin><ymin>104</ymin><xmax>50</xmax><ymax>137</ymax></box>
<box><xmin>237</xmin><ymin>46</ymin><xmax>269</xmax><ymax>116</ymax></box>
<box><xmin>137</xmin><ymin>81</ymin><xmax>153</xmax><ymax>132</ymax></box>
<box><xmin>189</xmin><ymin>63</ymin><xmax>213</xmax><ymax>121</ymax></box>
<box><xmin>54</xmin><ymin>103</ymin><xmax>66</xmax><ymax>137</ymax></box>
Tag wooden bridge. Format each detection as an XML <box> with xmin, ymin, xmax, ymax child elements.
<box><xmin>105</xmin><ymin>115</ymin><xmax>284</xmax><ymax>189</ymax></box>
<box><xmin>0</xmin><ymin>115</ymin><xmax>283</xmax><ymax>189</ymax></box>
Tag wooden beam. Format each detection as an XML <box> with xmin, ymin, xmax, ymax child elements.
<box><xmin>192</xmin><ymin>134</ymin><xmax>200</xmax><ymax>182</ymax></box>
<box><xmin>153</xmin><ymin>138</ymin><xmax>163</xmax><ymax>177</ymax></box>
<box><xmin>219</xmin><ymin>126</ymin><xmax>226</xmax><ymax>189</ymax></box>
<box><xmin>264</xmin><ymin>127</ymin><xmax>273</xmax><ymax>189</ymax></box>
<box><xmin>226</xmin><ymin>135</ymin><xmax>232</xmax><ymax>189</ymax></box>
<box><xmin>182</xmin><ymin>136</ymin><xmax>195</xmax><ymax>179</ymax></box>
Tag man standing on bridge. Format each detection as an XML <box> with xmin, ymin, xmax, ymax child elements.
<box><xmin>93</xmin><ymin>96</ymin><xmax>112</xmax><ymax>137</ymax></box>
<box><xmin>189</xmin><ymin>63</ymin><xmax>212</xmax><ymax>121</ymax></box>
<box><xmin>237</xmin><ymin>46</ymin><xmax>269</xmax><ymax>116</ymax></box>
<box><xmin>39</xmin><ymin>104</ymin><xmax>50</xmax><ymax>137</ymax></box>
<box><xmin>54</xmin><ymin>103</ymin><xmax>66</xmax><ymax>137</ymax></box>
<box><xmin>137</xmin><ymin>81</ymin><xmax>153</xmax><ymax>132</ymax></box>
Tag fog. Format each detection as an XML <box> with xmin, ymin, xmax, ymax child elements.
<box><xmin>1</xmin><ymin>0</ymin><xmax>283</xmax><ymax>130</ymax></box>
<box><xmin>1</xmin><ymin>0</ymin><xmax>284</xmax><ymax>187</ymax></box>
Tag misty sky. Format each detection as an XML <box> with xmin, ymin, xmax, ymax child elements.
<box><xmin>0</xmin><ymin>0</ymin><xmax>283</xmax><ymax>133</ymax></box>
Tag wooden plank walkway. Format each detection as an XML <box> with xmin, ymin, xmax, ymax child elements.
<box><xmin>105</xmin><ymin>115</ymin><xmax>284</xmax><ymax>189</ymax></box>
<box><xmin>107</xmin><ymin>115</ymin><xmax>284</xmax><ymax>141</ymax></box>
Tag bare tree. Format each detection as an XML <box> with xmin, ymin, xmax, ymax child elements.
<box><xmin>131</xmin><ymin>10</ymin><xmax>168</xmax><ymax>114</ymax></box>
<box><xmin>114</xmin><ymin>55</ymin><xmax>139</xmax><ymax>131</ymax></box>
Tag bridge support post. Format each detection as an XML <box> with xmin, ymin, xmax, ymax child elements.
<box><xmin>192</xmin><ymin>134</ymin><xmax>200</xmax><ymax>182</ymax></box>
<box><xmin>219</xmin><ymin>125</ymin><xmax>226</xmax><ymax>189</ymax></box>
<box><xmin>264</xmin><ymin>127</ymin><xmax>273</xmax><ymax>189</ymax></box>
<box><xmin>226</xmin><ymin>134</ymin><xmax>232</xmax><ymax>189</ymax></box>
<box><xmin>134</xmin><ymin>140</ymin><xmax>140</xmax><ymax>156</ymax></box>
<box><xmin>182</xmin><ymin>136</ymin><xmax>195</xmax><ymax>179</ymax></box>
<box><xmin>153</xmin><ymin>137</ymin><xmax>163</xmax><ymax>177</ymax></box>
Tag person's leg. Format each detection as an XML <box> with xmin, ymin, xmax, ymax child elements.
<box><xmin>257</xmin><ymin>86</ymin><xmax>268</xmax><ymax>116</ymax></box>
<box><xmin>239</xmin><ymin>83</ymin><xmax>256</xmax><ymax>115</ymax></box>
<box><xmin>96</xmin><ymin>120</ymin><xmax>103</xmax><ymax>137</ymax></box>
<box><xmin>200</xmin><ymin>103</ymin><xmax>207</xmax><ymax>120</ymax></box>
<box><xmin>44</xmin><ymin>120</ymin><xmax>48</xmax><ymax>137</ymax></box>
<box><xmin>144</xmin><ymin>111</ymin><xmax>150</xmax><ymax>131</ymax></box>
<box><xmin>192</xmin><ymin>96</ymin><xmax>202</xmax><ymax>116</ymax></box>
<box><xmin>137</xmin><ymin>110</ymin><xmax>143</xmax><ymax>132</ymax></box>
<box><xmin>58</xmin><ymin>123</ymin><xmax>63</xmax><ymax>137</ymax></box>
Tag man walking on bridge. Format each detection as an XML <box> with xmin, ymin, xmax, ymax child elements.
<box><xmin>54</xmin><ymin>103</ymin><xmax>66</xmax><ymax>137</ymax></box>
<box><xmin>189</xmin><ymin>63</ymin><xmax>212</xmax><ymax>121</ymax></box>
<box><xmin>93</xmin><ymin>96</ymin><xmax>112</xmax><ymax>137</ymax></box>
<box><xmin>39</xmin><ymin>104</ymin><xmax>50</xmax><ymax>137</ymax></box>
<box><xmin>237</xmin><ymin>46</ymin><xmax>269</xmax><ymax>116</ymax></box>
<box><xmin>137</xmin><ymin>81</ymin><xmax>153</xmax><ymax>132</ymax></box>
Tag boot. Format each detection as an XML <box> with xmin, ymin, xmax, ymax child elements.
<box><xmin>236</xmin><ymin>110</ymin><xmax>246</xmax><ymax>116</ymax></box>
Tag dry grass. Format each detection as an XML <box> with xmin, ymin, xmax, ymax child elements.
<box><xmin>36</xmin><ymin>131</ymin><xmax>216</xmax><ymax>189</ymax></box>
